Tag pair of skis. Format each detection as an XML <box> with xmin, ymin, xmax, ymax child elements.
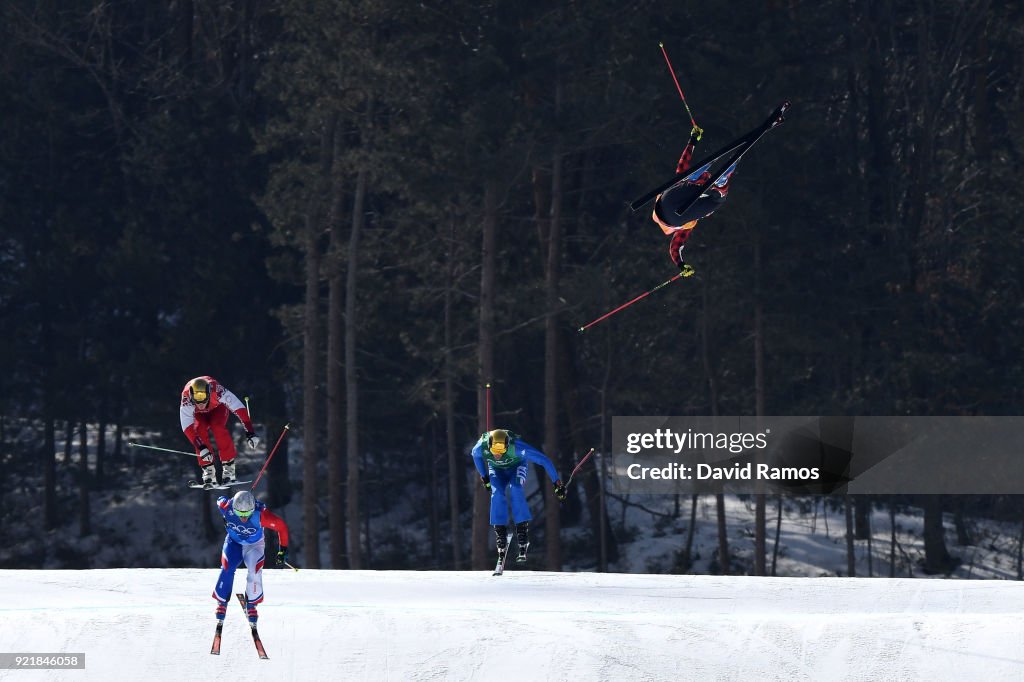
<box><xmin>210</xmin><ymin>593</ymin><xmax>268</xmax><ymax>659</ymax></box>
<box><xmin>628</xmin><ymin>100</ymin><xmax>789</xmax><ymax>214</ymax></box>
<box><xmin>186</xmin><ymin>479</ymin><xmax>253</xmax><ymax>490</ymax></box>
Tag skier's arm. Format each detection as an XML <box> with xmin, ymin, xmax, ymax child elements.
<box><xmin>179</xmin><ymin>402</ymin><xmax>204</xmax><ymax>450</ymax></box>
<box><xmin>218</xmin><ymin>387</ymin><xmax>254</xmax><ymax>432</ymax></box>
<box><xmin>675</xmin><ymin>127</ymin><xmax>702</xmax><ymax>174</ymax></box>
<box><xmin>471</xmin><ymin>441</ymin><xmax>490</xmax><ymax>479</ymax></box>
<box><xmin>517</xmin><ymin>440</ymin><xmax>560</xmax><ymax>482</ymax></box>
<box><xmin>216</xmin><ymin>497</ymin><xmax>231</xmax><ymax>519</ymax></box>
<box><xmin>260</xmin><ymin>508</ymin><xmax>290</xmax><ymax>547</ymax></box>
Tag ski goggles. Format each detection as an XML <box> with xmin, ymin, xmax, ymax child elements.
<box><xmin>192</xmin><ymin>388</ymin><xmax>209</xmax><ymax>404</ymax></box>
<box><xmin>236</xmin><ymin>509</ymin><xmax>254</xmax><ymax>520</ymax></box>
<box><xmin>488</xmin><ymin>434</ymin><xmax>509</xmax><ymax>456</ymax></box>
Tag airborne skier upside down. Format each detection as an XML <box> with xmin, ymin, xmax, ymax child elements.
<box><xmin>640</xmin><ymin>101</ymin><xmax>790</xmax><ymax>274</ymax></box>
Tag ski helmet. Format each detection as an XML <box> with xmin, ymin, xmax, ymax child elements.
<box><xmin>232</xmin><ymin>490</ymin><xmax>256</xmax><ymax>517</ymax></box>
<box><xmin>189</xmin><ymin>377</ymin><xmax>211</xmax><ymax>405</ymax></box>
<box><xmin>487</xmin><ymin>429</ymin><xmax>510</xmax><ymax>456</ymax></box>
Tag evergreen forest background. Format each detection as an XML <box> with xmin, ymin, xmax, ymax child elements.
<box><xmin>2</xmin><ymin>1</ymin><xmax>1023</xmax><ymax>575</ymax></box>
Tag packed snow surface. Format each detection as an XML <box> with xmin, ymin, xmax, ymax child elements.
<box><xmin>1</xmin><ymin>568</ymin><xmax>1022</xmax><ymax>681</ymax></box>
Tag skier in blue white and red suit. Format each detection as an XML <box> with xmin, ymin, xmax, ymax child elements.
<box><xmin>212</xmin><ymin>490</ymin><xmax>290</xmax><ymax>624</ymax></box>
<box><xmin>471</xmin><ymin>429</ymin><xmax>567</xmax><ymax>563</ymax></box>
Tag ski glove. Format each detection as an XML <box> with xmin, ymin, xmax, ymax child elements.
<box><xmin>245</xmin><ymin>431</ymin><xmax>260</xmax><ymax>450</ymax></box>
<box><xmin>553</xmin><ymin>480</ymin><xmax>567</xmax><ymax>502</ymax></box>
<box><xmin>276</xmin><ymin>546</ymin><xmax>288</xmax><ymax>566</ymax></box>
<box><xmin>481</xmin><ymin>475</ymin><xmax>491</xmax><ymax>491</ymax></box>
<box><xmin>198</xmin><ymin>447</ymin><xmax>214</xmax><ymax>466</ymax></box>
<box><xmin>679</xmin><ymin>263</ymin><xmax>695</xmax><ymax>278</ymax></box>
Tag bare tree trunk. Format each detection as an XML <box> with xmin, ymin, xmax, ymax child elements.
<box><xmin>753</xmin><ymin>235</ymin><xmax>766</xmax><ymax>576</ymax></box>
<box><xmin>444</xmin><ymin>215</ymin><xmax>463</xmax><ymax>570</ymax></box>
<box><xmin>854</xmin><ymin>497</ymin><xmax>871</xmax><ymax>540</ymax></box>
<box><xmin>43</xmin><ymin>415</ymin><xmax>57</xmax><ymax>531</ymax></box>
<box><xmin>953</xmin><ymin>497</ymin><xmax>972</xmax><ymax>546</ymax></box>
<box><xmin>683</xmin><ymin>495</ymin><xmax>698</xmax><ymax>571</ymax></box>
<box><xmin>701</xmin><ymin>278</ymin><xmax>729</xmax><ymax>575</ymax></box>
<box><xmin>429</xmin><ymin>423</ymin><xmax>440</xmax><ymax>566</ymax></box>
<box><xmin>345</xmin><ymin>159</ymin><xmax>368</xmax><ymax>569</ymax></box>
<box><xmin>77</xmin><ymin>422</ymin><xmax>91</xmax><ymax>538</ymax></box>
<box><xmin>716</xmin><ymin>493</ymin><xmax>729</xmax><ymax>575</ymax></box>
<box><xmin>890</xmin><ymin>499</ymin><xmax>897</xmax><ymax>578</ymax></box>
<box><xmin>543</xmin><ymin>140</ymin><xmax>564</xmax><ymax>572</ymax></box>
<box><xmin>598</xmin><ymin>312</ymin><xmax>614</xmax><ymax>572</ymax></box>
<box><xmin>866</xmin><ymin>511</ymin><xmax>874</xmax><ymax>577</ymax></box>
<box><xmin>95</xmin><ymin>420</ymin><xmax>106</xmax><ymax>485</ymax></box>
<box><xmin>265</xmin><ymin>383</ymin><xmax>293</xmax><ymax>510</ymax></box>
<box><xmin>923</xmin><ymin>495</ymin><xmax>955</xmax><ymax>574</ymax></box>
<box><xmin>771</xmin><ymin>496</ymin><xmax>783</xmax><ymax>576</ymax></box>
<box><xmin>301</xmin><ymin>119</ymin><xmax>334</xmax><ymax>570</ymax></box>
<box><xmin>326</xmin><ymin>126</ymin><xmax>347</xmax><ymax>570</ymax></box>
<box><xmin>844</xmin><ymin>494</ymin><xmax>856</xmax><ymax>576</ymax></box>
<box><xmin>1017</xmin><ymin>515</ymin><xmax>1023</xmax><ymax>581</ymax></box>
<box><xmin>472</xmin><ymin>182</ymin><xmax>498</xmax><ymax>570</ymax></box>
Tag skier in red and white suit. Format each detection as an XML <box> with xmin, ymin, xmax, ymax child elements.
<box><xmin>180</xmin><ymin>376</ymin><xmax>259</xmax><ymax>486</ymax></box>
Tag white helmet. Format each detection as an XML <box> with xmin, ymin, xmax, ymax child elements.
<box><xmin>232</xmin><ymin>490</ymin><xmax>256</xmax><ymax>516</ymax></box>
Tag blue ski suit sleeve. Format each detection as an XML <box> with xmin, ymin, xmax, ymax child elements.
<box><xmin>517</xmin><ymin>440</ymin><xmax>560</xmax><ymax>482</ymax></box>
<box><xmin>471</xmin><ymin>439</ymin><xmax>488</xmax><ymax>478</ymax></box>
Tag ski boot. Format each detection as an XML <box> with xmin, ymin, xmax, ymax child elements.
<box><xmin>770</xmin><ymin>101</ymin><xmax>789</xmax><ymax>128</ymax></box>
<box><xmin>515</xmin><ymin>521</ymin><xmax>530</xmax><ymax>563</ymax></box>
<box><xmin>201</xmin><ymin>465</ymin><xmax>217</xmax><ymax>487</ymax></box>
<box><xmin>711</xmin><ymin>162</ymin><xmax>737</xmax><ymax>199</ymax></box>
<box><xmin>215</xmin><ymin>599</ymin><xmax>227</xmax><ymax>622</ymax></box>
<box><xmin>493</xmin><ymin>525</ymin><xmax>509</xmax><ymax>562</ymax></box>
<box><xmin>245</xmin><ymin>597</ymin><xmax>258</xmax><ymax>625</ymax></box>
<box><xmin>221</xmin><ymin>460</ymin><xmax>236</xmax><ymax>484</ymax></box>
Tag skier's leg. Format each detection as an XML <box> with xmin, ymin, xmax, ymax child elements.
<box><xmin>507</xmin><ymin>465</ymin><xmax>533</xmax><ymax>561</ymax></box>
<box><xmin>508</xmin><ymin>464</ymin><xmax>533</xmax><ymax>524</ymax></box>
<box><xmin>193</xmin><ymin>416</ymin><xmax>217</xmax><ymax>482</ymax></box>
<box><xmin>674</xmin><ymin>193</ymin><xmax>726</xmax><ymax>225</ymax></box>
<box><xmin>213</xmin><ymin>538</ymin><xmax>243</xmax><ymax>604</ymax></box>
<box><xmin>711</xmin><ymin>161</ymin><xmax>738</xmax><ymax>198</ymax></box>
<box><xmin>208</xmin><ymin>406</ymin><xmax>238</xmax><ymax>482</ymax></box>
<box><xmin>488</xmin><ymin>468</ymin><xmax>511</xmax><ymax>526</ymax></box>
<box><xmin>668</xmin><ymin>228</ymin><xmax>696</xmax><ymax>269</ymax></box>
<box><xmin>682</xmin><ymin>160</ymin><xmax>713</xmax><ymax>183</ymax></box>
<box><xmin>655</xmin><ymin>177</ymin><xmax>724</xmax><ymax>228</ymax></box>
<box><xmin>208</xmin><ymin>406</ymin><xmax>237</xmax><ymax>464</ymax></box>
<box><xmin>241</xmin><ymin>540</ymin><xmax>266</xmax><ymax>624</ymax></box>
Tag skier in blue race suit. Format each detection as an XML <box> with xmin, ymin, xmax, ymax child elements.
<box><xmin>212</xmin><ymin>490</ymin><xmax>289</xmax><ymax>624</ymax></box>
<box><xmin>472</xmin><ymin>429</ymin><xmax>567</xmax><ymax>563</ymax></box>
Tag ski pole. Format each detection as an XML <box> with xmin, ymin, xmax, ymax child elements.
<box><xmin>127</xmin><ymin>442</ymin><xmax>196</xmax><ymax>457</ymax></box>
<box><xmin>578</xmin><ymin>272</ymin><xmax>686</xmax><ymax>333</ymax></box>
<box><xmin>485</xmin><ymin>383</ymin><xmax>493</xmax><ymax>432</ymax></box>
<box><xmin>566</xmin><ymin>448</ymin><xmax>596</xmax><ymax>487</ymax></box>
<box><xmin>250</xmin><ymin>424</ymin><xmax>291</xmax><ymax>491</ymax></box>
<box><xmin>244</xmin><ymin>396</ymin><xmax>252</xmax><ymax>421</ymax></box>
<box><xmin>284</xmin><ymin>560</ymin><xmax>299</xmax><ymax>572</ymax></box>
<box><xmin>659</xmin><ymin>42</ymin><xmax>701</xmax><ymax>136</ymax></box>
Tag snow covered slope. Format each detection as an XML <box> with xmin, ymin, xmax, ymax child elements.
<box><xmin>0</xmin><ymin>569</ymin><xmax>1022</xmax><ymax>681</ymax></box>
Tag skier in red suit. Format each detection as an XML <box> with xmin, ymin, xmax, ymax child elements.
<box><xmin>180</xmin><ymin>376</ymin><xmax>259</xmax><ymax>486</ymax></box>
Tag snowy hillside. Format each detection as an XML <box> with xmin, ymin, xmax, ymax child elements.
<box><xmin>1</xmin><ymin>568</ymin><xmax>1022</xmax><ymax>682</ymax></box>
